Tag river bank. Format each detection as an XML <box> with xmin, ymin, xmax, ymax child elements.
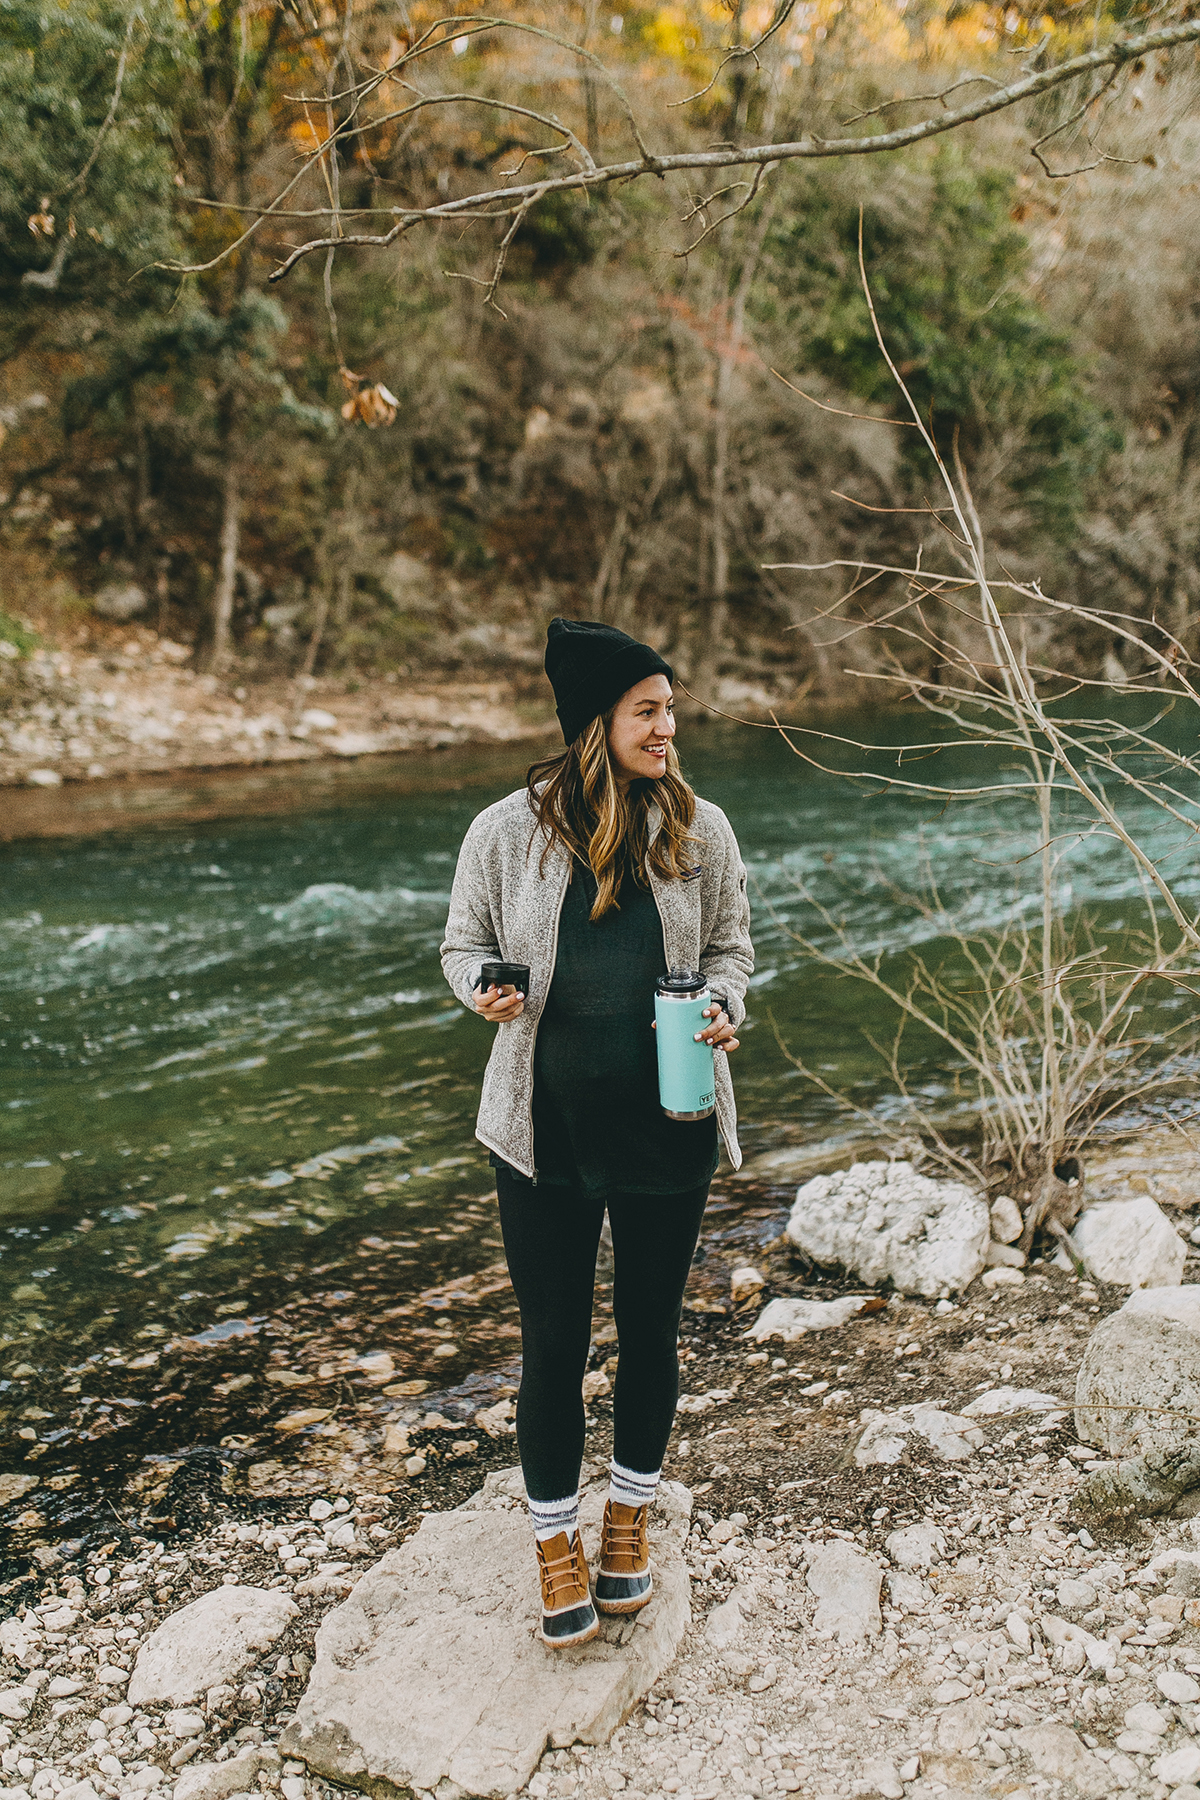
<box><xmin>7</xmin><ymin>1187</ymin><xmax>1200</xmax><ymax>1800</ymax></box>
<box><xmin>0</xmin><ymin>621</ymin><xmax>559</xmax><ymax>799</ymax></box>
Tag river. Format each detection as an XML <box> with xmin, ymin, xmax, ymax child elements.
<box><xmin>2</xmin><ymin>717</ymin><xmax>1196</xmax><ymax>1542</ymax></box>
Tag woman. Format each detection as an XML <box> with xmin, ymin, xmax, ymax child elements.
<box><xmin>441</xmin><ymin>617</ymin><xmax>753</xmax><ymax>1648</ymax></box>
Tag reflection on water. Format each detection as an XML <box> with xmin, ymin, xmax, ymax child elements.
<box><xmin>2</xmin><ymin>717</ymin><xmax>1198</xmax><ymax>1539</ymax></box>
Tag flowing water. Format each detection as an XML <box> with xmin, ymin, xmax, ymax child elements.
<box><xmin>2</xmin><ymin>718</ymin><xmax>1198</xmax><ymax>1541</ymax></box>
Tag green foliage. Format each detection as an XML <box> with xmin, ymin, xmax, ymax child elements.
<box><xmin>762</xmin><ymin>154</ymin><xmax>1118</xmax><ymax>534</ymax></box>
<box><xmin>0</xmin><ymin>608</ymin><xmax>38</xmax><ymax>656</ymax></box>
<box><xmin>0</xmin><ymin>0</ymin><xmax>184</xmax><ymax>314</ymax></box>
<box><xmin>62</xmin><ymin>293</ymin><xmax>331</xmax><ymax>437</ymax></box>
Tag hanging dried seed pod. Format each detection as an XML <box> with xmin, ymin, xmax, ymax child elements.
<box><xmin>338</xmin><ymin>367</ymin><xmax>399</xmax><ymax>427</ymax></box>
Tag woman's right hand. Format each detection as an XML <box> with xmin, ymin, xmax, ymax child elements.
<box><xmin>473</xmin><ymin>982</ymin><xmax>525</xmax><ymax>1023</ymax></box>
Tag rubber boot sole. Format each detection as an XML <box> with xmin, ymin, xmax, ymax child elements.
<box><xmin>539</xmin><ymin>1613</ymin><xmax>600</xmax><ymax>1648</ymax></box>
<box><xmin>594</xmin><ymin>1573</ymin><xmax>654</xmax><ymax>1616</ymax></box>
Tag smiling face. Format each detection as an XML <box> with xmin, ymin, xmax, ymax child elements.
<box><xmin>606</xmin><ymin>673</ymin><xmax>675</xmax><ymax>787</ymax></box>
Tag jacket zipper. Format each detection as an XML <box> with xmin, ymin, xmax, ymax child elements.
<box><xmin>526</xmin><ymin>854</ymin><xmax>571</xmax><ymax>1184</ymax></box>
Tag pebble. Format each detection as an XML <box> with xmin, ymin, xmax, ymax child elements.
<box><xmin>164</xmin><ymin>1712</ymin><xmax>205</xmax><ymax>1738</ymax></box>
<box><xmin>1161</xmin><ymin>1668</ymin><xmax>1200</xmax><ymax>1704</ymax></box>
<box><xmin>1055</xmin><ymin>1577</ymin><xmax>1096</xmax><ymax>1611</ymax></box>
<box><xmin>884</xmin><ymin>1523</ymin><xmax>944</xmax><ymax>1569</ymax></box>
<box><xmin>1125</xmin><ymin>1701</ymin><xmax>1170</xmax><ymax>1734</ymax></box>
<box><xmin>1157</xmin><ymin>1744</ymin><xmax>1200</xmax><ymax>1786</ymax></box>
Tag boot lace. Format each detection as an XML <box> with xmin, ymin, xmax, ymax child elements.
<box><xmin>538</xmin><ymin>1537</ymin><xmax>586</xmax><ymax>1607</ymax></box>
<box><xmin>603</xmin><ymin>1508</ymin><xmax>647</xmax><ymax>1563</ymax></box>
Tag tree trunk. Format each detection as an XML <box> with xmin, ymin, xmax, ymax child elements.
<box><xmin>709</xmin><ymin>350</ymin><xmax>733</xmax><ymax>655</ymax></box>
<box><xmin>300</xmin><ymin>584</ymin><xmax>329</xmax><ymax>680</ymax></box>
<box><xmin>694</xmin><ymin>194</ymin><xmax>777</xmax><ymax>702</ymax></box>
<box><xmin>579</xmin><ymin>0</ymin><xmax>601</xmax><ymax>160</ymax></box>
<box><xmin>201</xmin><ymin>452</ymin><xmax>240</xmax><ymax>672</ymax></box>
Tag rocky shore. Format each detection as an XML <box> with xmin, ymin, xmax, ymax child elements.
<box><xmin>6</xmin><ymin>1133</ymin><xmax>1200</xmax><ymax>1800</ymax></box>
<box><xmin>0</xmin><ymin>625</ymin><xmax>556</xmax><ymax>794</ymax></box>
<box><xmin>7</xmin><ymin>1312</ymin><xmax>1200</xmax><ymax>1800</ymax></box>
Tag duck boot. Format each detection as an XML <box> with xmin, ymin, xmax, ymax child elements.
<box><xmin>594</xmin><ymin>1499</ymin><xmax>653</xmax><ymax>1615</ymax></box>
<box><xmin>536</xmin><ymin>1531</ymin><xmax>599</xmax><ymax>1648</ymax></box>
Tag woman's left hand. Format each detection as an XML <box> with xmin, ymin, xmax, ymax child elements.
<box><xmin>697</xmin><ymin>1003</ymin><xmax>739</xmax><ymax>1055</ymax></box>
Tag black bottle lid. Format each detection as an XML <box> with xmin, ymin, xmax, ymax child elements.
<box><xmin>656</xmin><ymin>965</ymin><xmax>707</xmax><ymax>997</ymax></box>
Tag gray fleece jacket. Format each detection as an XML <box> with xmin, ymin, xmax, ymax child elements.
<box><xmin>440</xmin><ymin>787</ymin><xmax>754</xmax><ymax>1179</ymax></box>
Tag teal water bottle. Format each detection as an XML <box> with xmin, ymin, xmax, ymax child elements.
<box><xmin>655</xmin><ymin>966</ymin><xmax>716</xmax><ymax>1120</ymax></box>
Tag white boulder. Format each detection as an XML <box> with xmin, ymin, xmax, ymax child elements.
<box><xmin>1069</xmin><ymin>1196</ymin><xmax>1186</xmax><ymax>1289</ymax></box>
<box><xmin>1123</xmin><ymin>1701</ymin><xmax>1169</xmax><ymax>1737</ymax></box>
<box><xmin>803</xmin><ymin>1539</ymin><xmax>881</xmax><ymax>1641</ymax></box>
<box><xmin>786</xmin><ymin>1161</ymin><xmax>989</xmax><ymax>1296</ymax></box>
<box><xmin>281</xmin><ymin>1469</ymin><xmax>691</xmax><ymax>1799</ymax></box>
<box><xmin>1075</xmin><ymin>1285</ymin><xmax>1200</xmax><ymax>1456</ymax></box>
<box><xmin>855</xmin><ymin>1405</ymin><xmax>985</xmax><ymax>1466</ymax></box>
<box><xmin>743</xmin><ymin>1295</ymin><xmax>874</xmax><ymax>1340</ymax></box>
<box><xmin>937</xmin><ymin>1698</ymin><xmax>988</xmax><ymax>1754</ymax></box>
<box><xmin>165</xmin><ymin>1711</ymin><xmax>205</xmax><ymax>1738</ymax></box>
<box><xmin>981</xmin><ymin>1266</ymin><xmax>1025</xmax><ymax>1289</ymax></box>
<box><xmin>127</xmin><ymin>1587</ymin><xmax>298</xmax><ymax>1706</ymax></box>
<box><xmin>1056</xmin><ymin>1578</ymin><xmax>1097</xmax><ymax>1612</ymax></box>
<box><xmin>0</xmin><ymin>1619</ymin><xmax>35</xmax><ymax>1663</ymax></box>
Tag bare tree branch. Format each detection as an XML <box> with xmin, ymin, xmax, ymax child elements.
<box><xmin>840</xmin><ymin>70</ymin><xmax>1003</xmax><ymax>127</ymax></box>
<box><xmin>677</xmin><ymin>160</ymin><xmax>776</xmax><ymax>257</ymax></box>
<box><xmin>1030</xmin><ymin>65</ymin><xmax>1120</xmax><ymax>177</ymax></box>
<box><xmin>219</xmin><ymin>16</ymin><xmax>1200</xmax><ymax>287</ymax></box>
<box><xmin>670</xmin><ymin>0</ymin><xmax>798</xmax><ymax>109</ymax></box>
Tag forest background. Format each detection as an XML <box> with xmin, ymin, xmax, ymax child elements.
<box><xmin>1</xmin><ymin>0</ymin><xmax>1199</xmax><ymax>707</ymax></box>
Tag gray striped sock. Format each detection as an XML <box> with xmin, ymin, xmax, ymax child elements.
<box><xmin>609</xmin><ymin>1459</ymin><xmax>659</xmax><ymax>1510</ymax></box>
<box><xmin>528</xmin><ymin>1490</ymin><xmax>580</xmax><ymax>1544</ymax></box>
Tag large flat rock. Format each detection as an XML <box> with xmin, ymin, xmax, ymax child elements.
<box><xmin>281</xmin><ymin>1468</ymin><xmax>692</xmax><ymax>1800</ymax></box>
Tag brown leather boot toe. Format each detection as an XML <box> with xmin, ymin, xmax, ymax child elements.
<box><xmin>536</xmin><ymin>1530</ymin><xmax>599</xmax><ymax>1647</ymax></box>
<box><xmin>595</xmin><ymin>1499</ymin><xmax>653</xmax><ymax>1615</ymax></box>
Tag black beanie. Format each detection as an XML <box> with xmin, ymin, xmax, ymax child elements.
<box><xmin>544</xmin><ymin>617</ymin><xmax>674</xmax><ymax>744</ymax></box>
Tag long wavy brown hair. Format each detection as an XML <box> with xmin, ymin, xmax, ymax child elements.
<box><xmin>526</xmin><ymin>709</ymin><xmax>698</xmax><ymax>919</ymax></box>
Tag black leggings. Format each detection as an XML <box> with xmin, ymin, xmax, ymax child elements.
<box><xmin>496</xmin><ymin>1168</ymin><xmax>710</xmax><ymax>1504</ymax></box>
